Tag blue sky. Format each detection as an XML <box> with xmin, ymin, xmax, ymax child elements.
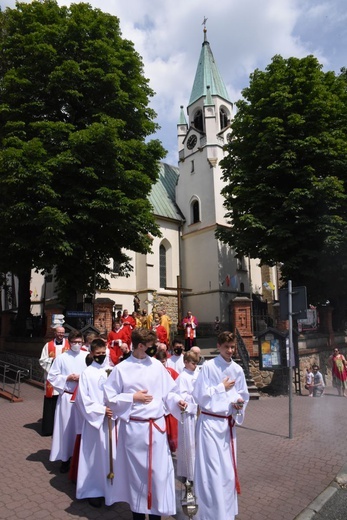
<box><xmin>2</xmin><ymin>0</ymin><xmax>347</xmax><ymax>165</ymax></box>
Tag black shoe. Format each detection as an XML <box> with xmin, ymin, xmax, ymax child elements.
<box><xmin>59</xmin><ymin>459</ymin><xmax>70</xmax><ymax>473</ymax></box>
<box><xmin>88</xmin><ymin>497</ymin><xmax>102</xmax><ymax>508</ymax></box>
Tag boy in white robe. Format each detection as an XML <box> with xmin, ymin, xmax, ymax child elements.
<box><xmin>167</xmin><ymin>338</ymin><xmax>185</xmax><ymax>374</ymax></box>
<box><xmin>192</xmin><ymin>331</ymin><xmax>249</xmax><ymax>520</ymax></box>
<box><xmin>104</xmin><ymin>328</ymin><xmax>188</xmax><ymax>520</ymax></box>
<box><xmin>48</xmin><ymin>330</ymin><xmax>88</xmax><ymax>473</ymax></box>
<box><xmin>75</xmin><ymin>338</ymin><xmax>116</xmax><ymax>507</ymax></box>
<box><xmin>176</xmin><ymin>350</ymin><xmax>199</xmax><ymax>482</ymax></box>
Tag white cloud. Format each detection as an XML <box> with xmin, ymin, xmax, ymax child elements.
<box><xmin>2</xmin><ymin>0</ymin><xmax>347</xmax><ymax>160</ymax></box>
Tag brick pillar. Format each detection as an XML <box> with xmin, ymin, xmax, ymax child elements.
<box><xmin>93</xmin><ymin>298</ymin><xmax>115</xmax><ymax>334</ymax></box>
<box><xmin>232</xmin><ymin>297</ymin><xmax>254</xmax><ymax>356</ymax></box>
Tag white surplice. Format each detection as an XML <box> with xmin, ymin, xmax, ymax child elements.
<box><xmin>48</xmin><ymin>349</ymin><xmax>88</xmax><ymax>462</ymax></box>
<box><xmin>192</xmin><ymin>355</ymin><xmax>249</xmax><ymax>520</ymax></box>
<box><xmin>167</xmin><ymin>353</ymin><xmax>184</xmax><ymax>374</ymax></box>
<box><xmin>176</xmin><ymin>367</ymin><xmax>198</xmax><ymax>480</ymax></box>
<box><xmin>75</xmin><ymin>360</ymin><xmax>117</xmax><ymax>504</ymax></box>
<box><xmin>103</xmin><ymin>354</ymin><xmax>182</xmax><ymax>516</ymax></box>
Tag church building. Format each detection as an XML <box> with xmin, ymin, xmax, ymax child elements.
<box><xmin>28</xmin><ymin>27</ymin><xmax>277</xmax><ymax>333</ymax></box>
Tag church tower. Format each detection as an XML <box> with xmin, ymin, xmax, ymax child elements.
<box><xmin>176</xmin><ymin>26</ymin><xmax>253</xmax><ymax>327</ymax></box>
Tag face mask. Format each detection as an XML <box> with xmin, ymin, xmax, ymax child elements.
<box><xmin>146</xmin><ymin>345</ymin><xmax>157</xmax><ymax>357</ymax></box>
<box><xmin>174</xmin><ymin>348</ymin><xmax>183</xmax><ymax>356</ymax></box>
<box><xmin>70</xmin><ymin>343</ymin><xmax>81</xmax><ymax>352</ymax></box>
<box><xmin>93</xmin><ymin>354</ymin><xmax>106</xmax><ymax>365</ymax></box>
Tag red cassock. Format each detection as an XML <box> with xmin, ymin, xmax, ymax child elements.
<box><xmin>154</xmin><ymin>324</ymin><xmax>168</xmax><ymax>345</ymax></box>
<box><xmin>108</xmin><ymin>327</ymin><xmax>128</xmax><ymax>348</ymax></box>
<box><xmin>165</xmin><ymin>367</ymin><xmax>179</xmax><ymax>453</ymax></box>
<box><xmin>121</xmin><ymin>316</ymin><xmax>136</xmax><ymax>345</ymax></box>
<box><xmin>108</xmin><ymin>344</ymin><xmax>123</xmax><ymax>366</ymax></box>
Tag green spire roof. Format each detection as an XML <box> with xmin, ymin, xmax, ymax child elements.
<box><xmin>189</xmin><ymin>31</ymin><xmax>230</xmax><ymax>106</ymax></box>
<box><xmin>149</xmin><ymin>163</ymin><xmax>184</xmax><ymax>222</ymax></box>
<box><xmin>178</xmin><ymin>105</ymin><xmax>187</xmax><ymax>125</ymax></box>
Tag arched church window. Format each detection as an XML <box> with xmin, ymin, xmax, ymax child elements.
<box><xmin>159</xmin><ymin>244</ymin><xmax>167</xmax><ymax>288</ymax></box>
<box><xmin>240</xmin><ymin>282</ymin><xmax>245</xmax><ymax>292</ymax></box>
<box><xmin>220</xmin><ymin>107</ymin><xmax>230</xmax><ymax>130</ymax></box>
<box><xmin>191</xmin><ymin>200</ymin><xmax>200</xmax><ymax>224</ymax></box>
<box><xmin>193</xmin><ymin>109</ymin><xmax>203</xmax><ymax>132</ymax></box>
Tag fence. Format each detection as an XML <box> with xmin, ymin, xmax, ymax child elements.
<box><xmin>0</xmin><ymin>360</ymin><xmax>29</xmax><ymax>401</ymax></box>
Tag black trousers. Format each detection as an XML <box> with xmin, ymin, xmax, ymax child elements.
<box><xmin>41</xmin><ymin>395</ymin><xmax>58</xmax><ymax>436</ymax></box>
<box><xmin>184</xmin><ymin>337</ymin><xmax>197</xmax><ymax>351</ymax></box>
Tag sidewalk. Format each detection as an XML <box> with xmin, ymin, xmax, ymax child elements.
<box><xmin>1</xmin><ymin>381</ymin><xmax>347</xmax><ymax>520</ymax></box>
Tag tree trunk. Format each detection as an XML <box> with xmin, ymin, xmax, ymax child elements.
<box><xmin>318</xmin><ymin>305</ymin><xmax>335</xmax><ymax>348</ymax></box>
<box><xmin>14</xmin><ymin>267</ymin><xmax>32</xmax><ymax>337</ymax></box>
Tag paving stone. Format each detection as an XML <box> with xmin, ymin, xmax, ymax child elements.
<box><xmin>1</xmin><ymin>382</ymin><xmax>347</xmax><ymax>520</ymax></box>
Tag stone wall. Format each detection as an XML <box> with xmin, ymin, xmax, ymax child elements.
<box><xmin>156</xmin><ymin>294</ymin><xmax>178</xmax><ymax>336</ymax></box>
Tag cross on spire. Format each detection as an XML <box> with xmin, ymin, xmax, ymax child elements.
<box><xmin>202</xmin><ymin>16</ymin><xmax>208</xmax><ymax>41</ymax></box>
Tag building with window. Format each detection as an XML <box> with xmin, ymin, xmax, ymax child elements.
<box><xmin>27</xmin><ymin>27</ymin><xmax>278</xmax><ymax>333</ymax></box>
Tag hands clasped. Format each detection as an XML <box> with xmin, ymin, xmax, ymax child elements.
<box><xmin>178</xmin><ymin>400</ymin><xmax>188</xmax><ymax>412</ymax></box>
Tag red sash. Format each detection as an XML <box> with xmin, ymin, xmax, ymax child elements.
<box><xmin>45</xmin><ymin>340</ymin><xmax>68</xmax><ymax>397</ymax></box>
<box><xmin>130</xmin><ymin>416</ymin><xmax>166</xmax><ymax>509</ymax></box>
<box><xmin>201</xmin><ymin>411</ymin><xmax>241</xmax><ymax>494</ymax></box>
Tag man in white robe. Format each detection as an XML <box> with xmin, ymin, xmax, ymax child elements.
<box><xmin>39</xmin><ymin>326</ymin><xmax>68</xmax><ymax>436</ymax></box>
<box><xmin>104</xmin><ymin>328</ymin><xmax>187</xmax><ymax>520</ymax></box>
<box><xmin>75</xmin><ymin>338</ymin><xmax>117</xmax><ymax>507</ymax></box>
<box><xmin>192</xmin><ymin>331</ymin><xmax>249</xmax><ymax>520</ymax></box>
<box><xmin>48</xmin><ymin>330</ymin><xmax>88</xmax><ymax>473</ymax></box>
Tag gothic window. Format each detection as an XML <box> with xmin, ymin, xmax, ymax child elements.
<box><xmin>220</xmin><ymin>107</ymin><xmax>230</xmax><ymax>130</ymax></box>
<box><xmin>159</xmin><ymin>244</ymin><xmax>167</xmax><ymax>288</ymax></box>
<box><xmin>191</xmin><ymin>199</ymin><xmax>200</xmax><ymax>224</ymax></box>
<box><xmin>193</xmin><ymin>109</ymin><xmax>203</xmax><ymax>131</ymax></box>
<box><xmin>237</xmin><ymin>257</ymin><xmax>246</xmax><ymax>271</ymax></box>
<box><xmin>112</xmin><ymin>260</ymin><xmax>120</xmax><ymax>274</ymax></box>
<box><xmin>191</xmin><ymin>160</ymin><xmax>194</xmax><ymax>173</ymax></box>
<box><xmin>240</xmin><ymin>282</ymin><xmax>245</xmax><ymax>292</ymax></box>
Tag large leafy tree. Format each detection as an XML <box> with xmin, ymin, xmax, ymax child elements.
<box><xmin>217</xmin><ymin>55</ymin><xmax>347</xmax><ymax>326</ymax></box>
<box><xmin>0</xmin><ymin>1</ymin><xmax>165</xmax><ymax>334</ymax></box>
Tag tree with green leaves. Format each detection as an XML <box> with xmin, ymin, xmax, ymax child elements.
<box><xmin>0</xmin><ymin>1</ymin><xmax>165</xmax><ymax>334</ymax></box>
<box><xmin>217</xmin><ymin>55</ymin><xmax>347</xmax><ymax>326</ymax></box>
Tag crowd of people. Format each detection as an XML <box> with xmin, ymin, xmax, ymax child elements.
<box><xmin>39</xmin><ymin>309</ymin><xmax>249</xmax><ymax>520</ymax></box>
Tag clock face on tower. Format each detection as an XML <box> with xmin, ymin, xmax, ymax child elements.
<box><xmin>187</xmin><ymin>134</ymin><xmax>197</xmax><ymax>150</ymax></box>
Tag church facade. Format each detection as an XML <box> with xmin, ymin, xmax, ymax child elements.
<box><xmin>27</xmin><ymin>29</ymin><xmax>278</xmax><ymax>333</ymax></box>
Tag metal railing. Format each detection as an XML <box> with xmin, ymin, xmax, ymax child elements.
<box><xmin>0</xmin><ymin>361</ymin><xmax>29</xmax><ymax>401</ymax></box>
<box><xmin>235</xmin><ymin>328</ymin><xmax>250</xmax><ymax>378</ymax></box>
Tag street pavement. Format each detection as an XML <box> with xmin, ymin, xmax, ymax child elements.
<box><xmin>1</xmin><ymin>379</ymin><xmax>347</xmax><ymax>520</ymax></box>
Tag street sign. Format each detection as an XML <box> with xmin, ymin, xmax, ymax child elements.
<box><xmin>279</xmin><ymin>286</ymin><xmax>307</xmax><ymax>320</ymax></box>
<box><xmin>65</xmin><ymin>311</ymin><xmax>93</xmax><ymax>318</ymax></box>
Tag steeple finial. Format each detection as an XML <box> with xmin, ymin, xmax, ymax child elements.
<box><xmin>202</xmin><ymin>16</ymin><xmax>208</xmax><ymax>42</ymax></box>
